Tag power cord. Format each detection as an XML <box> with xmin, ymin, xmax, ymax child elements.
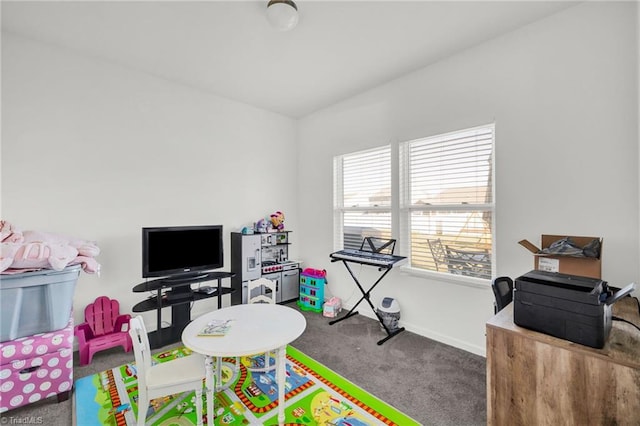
<box><xmin>612</xmin><ymin>295</ymin><xmax>640</xmax><ymax>333</ymax></box>
<box><xmin>612</xmin><ymin>316</ymin><xmax>640</xmax><ymax>332</ymax></box>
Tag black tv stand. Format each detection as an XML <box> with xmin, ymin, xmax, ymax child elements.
<box><xmin>163</xmin><ymin>273</ymin><xmax>210</xmax><ymax>283</ymax></box>
<box><xmin>165</xmin><ymin>289</ymin><xmax>194</xmax><ymax>301</ymax></box>
<box><xmin>132</xmin><ymin>271</ymin><xmax>236</xmax><ymax>349</ymax></box>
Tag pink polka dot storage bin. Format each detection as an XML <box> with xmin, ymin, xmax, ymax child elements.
<box><xmin>0</xmin><ymin>315</ymin><xmax>74</xmax><ymax>412</ymax></box>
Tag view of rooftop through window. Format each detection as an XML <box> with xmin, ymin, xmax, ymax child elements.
<box><xmin>403</xmin><ymin>125</ymin><xmax>493</xmax><ymax>279</ymax></box>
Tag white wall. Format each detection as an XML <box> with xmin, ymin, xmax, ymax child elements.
<box><xmin>1</xmin><ymin>33</ymin><xmax>299</xmax><ymax>328</ymax></box>
<box><xmin>296</xmin><ymin>2</ymin><xmax>639</xmax><ymax>355</ymax></box>
<box><xmin>2</xmin><ymin>2</ymin><xmax>638</xmax><ymax>358</ymax></box>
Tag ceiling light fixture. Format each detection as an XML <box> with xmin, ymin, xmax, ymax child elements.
<box><xmin>266</xmin><ymin>0</ymin><xmax>299</xmax><ymax>32</ymax></box>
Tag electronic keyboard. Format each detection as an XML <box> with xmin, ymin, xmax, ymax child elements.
<box><xmin>330</xmin><ymin>249</ymin><xmax>407</xmax><ymax>267</ymax></box>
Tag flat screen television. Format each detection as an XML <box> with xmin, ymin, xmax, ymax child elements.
<box><xmin>142</xmin><ymin>225</ymin><xmax>223</xmax><ymax>279</ymax></box>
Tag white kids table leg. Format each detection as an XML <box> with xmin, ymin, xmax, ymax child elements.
<box><xmin>276</xmin><ymin>345</ymin><xmax>286</xmax><ymax>425</ymax></box>
<box><xmin>215</xmin><ymin>356</ymin><xmax>222</xmax><ymax>391</ymax></box>
<box><xmin>204</xmin><ymin>355</ymin><xmax>215</xmax><ymax>425</ymax></box>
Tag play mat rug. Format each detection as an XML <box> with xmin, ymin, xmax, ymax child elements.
<box><xmin>74</xmin><ymin>345</ymin><xmax>419</xmax><ymax>426</ymax></box>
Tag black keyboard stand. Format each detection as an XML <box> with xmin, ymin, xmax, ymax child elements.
<box><xmin>328</xmin><ymin>258</ymin><xmax>406</xmax><ymax>345</ymax></box>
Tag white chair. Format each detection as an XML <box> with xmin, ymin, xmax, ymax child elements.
<box><xmin>247</xmin><ymin>277</ymin><xmax>277</xmax><ymax>305</ymax></box>
<box><xmin>128</xmin><ymin>315</ymin><xmax>205</xmax><ymax>426</ymax></box>
<box><xmin>244</xmin><ymin>277</ymin><xmax>277</xmax><ymax>371</ymax></box>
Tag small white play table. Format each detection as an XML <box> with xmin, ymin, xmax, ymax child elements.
<box><xmin>181</xmin><ymin>303</ymin><xmax>306</xmax><ymax>425</ymax></box>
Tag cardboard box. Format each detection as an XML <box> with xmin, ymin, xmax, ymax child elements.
<box><xmin>518</xmin><ymin>235</ymin><xmax>602</xmax><ymax>279</ymax></box>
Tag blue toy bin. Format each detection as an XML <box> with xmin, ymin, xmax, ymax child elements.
<box><xmin>0</xmin><ymin>265</ymin><xmax>80</xmax><ymax>342</ymax></box>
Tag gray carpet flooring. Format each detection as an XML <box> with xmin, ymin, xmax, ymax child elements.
<box><xmin>0</xmin><ymin>301</ymin><xmax>486</xmax><ymax>425</ymax></box>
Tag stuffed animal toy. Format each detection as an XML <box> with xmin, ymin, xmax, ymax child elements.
<box><xmin>255</xmin><ymin>218</ymin><xmax>270</xmax><ymax>233</ymax></box>
<box><xmin>270</xmin><ymin>211</ymin><xmax>285</xmax><ymax>231</ymax></box>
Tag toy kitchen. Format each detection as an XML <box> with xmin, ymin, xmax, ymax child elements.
<box><xmin>230</xmin><ymin>231</ymin><xmax>301</xmax><ymax>304</ymax></box>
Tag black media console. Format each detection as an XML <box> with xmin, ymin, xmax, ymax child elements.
<box><xmin>132</xmin><ymin>271</ymin><xmax>235</xmax><ymax>349</ymax></box>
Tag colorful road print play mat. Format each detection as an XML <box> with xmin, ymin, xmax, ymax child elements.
<box><xmin>74</xmin><ymin>345</ymin><xmax>419</xmax><ymax>425</ymax></box>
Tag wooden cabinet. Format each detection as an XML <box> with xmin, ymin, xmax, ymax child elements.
<box><xmin>486</xmin><ymin>296</ymin><xmax>640</xmax><ymax>425</ymax></box>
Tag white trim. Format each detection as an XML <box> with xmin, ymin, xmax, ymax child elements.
<box><xmin>398</xmin><ymin>265</ymin><xmax>491</xmax><ymax>289</ymax></box>
<box><xmin>350</xmin><ymin>305</ymin><xmax>486</xmax><ymax>357</ymax></box>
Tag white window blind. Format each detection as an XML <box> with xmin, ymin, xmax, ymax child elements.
<box><xmin>334</xmin><ymin>146</ymin><xmax>392</xmax><ymax>250</ymax></box>
<box><xmin>400</xmin><ymin>125</ymin><xmax>494</xmax><ymax>279</ymax></box>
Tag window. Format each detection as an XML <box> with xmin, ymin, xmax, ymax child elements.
<box><xmin>333</xmin><ymin>145</ymin><xmax>392</xmax><ymax>250</ymax></box>
<box><xmin>333</xmin><ymin>125</ymin><xmax>494</xmax><ymax>281</ymax></box>
<box><xmin>400</xmin><ymin>125</ymin><xmax>494</xmax><ymax>279</ymax></box>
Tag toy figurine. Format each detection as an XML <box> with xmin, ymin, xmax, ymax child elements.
<box><xmin>255</xmin><ymin>218</ymin><xmax>269</xmax><ymax>233</ymax></box>
<box><xmin>270</xmin><ymin>211</ymin><xmax>285</xmax><ymax>231</ymax></box>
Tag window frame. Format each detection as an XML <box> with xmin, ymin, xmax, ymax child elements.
<box><xmin>333</xmin><ymin>144</ymin><xmax>392</xmax><ymax>252</ymax></box>
<box><xmin>399</xmin><ymin>124</ymin><xmax>495</xmax><ymax>284</ymax></box>
<box><xmin>332</xmin><ymin>124</ymin><xmax>495</xmax><ymax>287</ymax></box>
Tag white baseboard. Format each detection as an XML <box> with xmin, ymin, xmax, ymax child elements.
<box><xmin>341</xmin><ymin>304</ymin><xmax>487</xmax><ymax>358</ymax></box>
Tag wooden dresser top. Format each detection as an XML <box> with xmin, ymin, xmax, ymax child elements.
<box><xmin>487</xmin><ymin>295</ymin><xmax>640</xmax><ymax>369</ymax></box>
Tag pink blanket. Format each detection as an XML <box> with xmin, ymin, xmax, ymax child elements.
<box><xmin>0</xmin><ymin>220</ymin><xmax>100</xmax><ymax>274</ymax></box>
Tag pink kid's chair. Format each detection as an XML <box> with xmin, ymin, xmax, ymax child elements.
<box><xmin>75</xmin><ymin>296</ymin><xmax>133</xmax><ymax>365</ymax></box>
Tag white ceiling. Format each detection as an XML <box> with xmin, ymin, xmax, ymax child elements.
<box><xmin>1</xmin><ymin>1</ymin><xmax>580</xmax><ymax>118</ymax></box>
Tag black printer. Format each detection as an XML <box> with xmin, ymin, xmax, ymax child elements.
<box><xmin>514</xmin><ymin>270</ymin><xmax>635</xmax><ymax>349</ymax></box>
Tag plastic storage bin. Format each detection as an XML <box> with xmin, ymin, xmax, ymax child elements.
<box><xmin>0</xmin><ymin>265</ymin><xmax>80</xmax><ymax>342</ymax></box>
